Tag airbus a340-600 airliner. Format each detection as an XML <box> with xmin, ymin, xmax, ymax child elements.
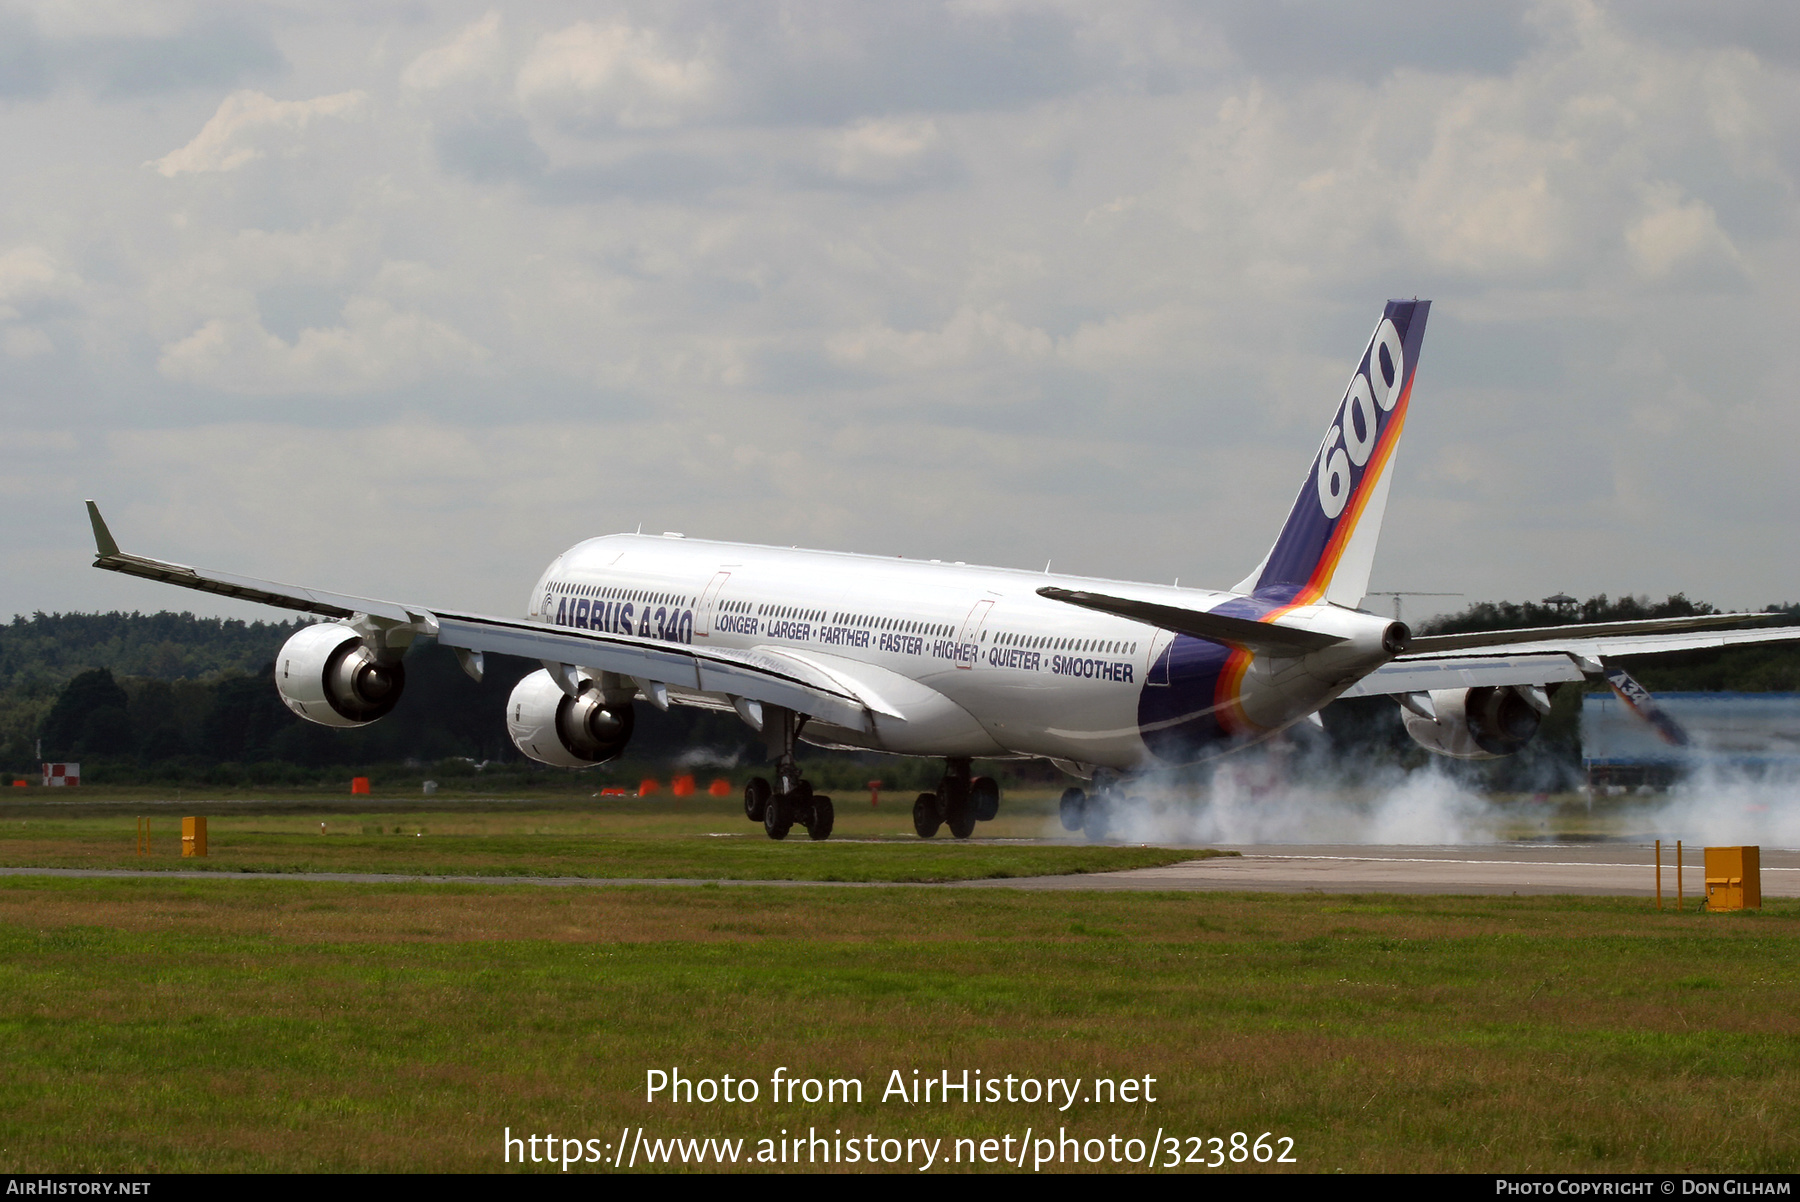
<box><xmin>84</xmin><ymin>300</ymin><xmax>1800</xmax><ymax>840</ymax></box>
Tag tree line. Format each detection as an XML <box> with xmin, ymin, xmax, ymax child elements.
<box><xmin>1418</xmin><ymin>594</ymin><xmax>1800</xmax><ymax>692</ymax></box>
<box><xmin>4</xmin><ymin>599</ymin><xmax>1797</xmax><ymax>786</ymax></box>
<box><xmin>0</xmin><ymin>611</ymin><xmax>756</xmax><ymax>785</ymax></box>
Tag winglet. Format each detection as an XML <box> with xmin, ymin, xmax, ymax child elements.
<box><xmin>1604</xmin><ymin>666</ymin><xmax>1691</xmax><ymax>747</ymax></box>
<box><xmin>85</xmin><ymin>500</ymin><xmax>120</xmax><ymax>558</ymax></box>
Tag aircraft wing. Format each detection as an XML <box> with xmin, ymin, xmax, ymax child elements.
<box><xmin>1345</xmin><ymin>621</ymin><xmax>1800</xmax><ymax>698</ymax></box>
<box><xmin>1401</xmin><ymin>612</ymin><xmax>1780</xmax><ymax>655</ymax></box>
<box><xmin>85</xmin><ymin>502</ymin><xmax>874</xmax><ymax>732</ymax></box>
<box><xmin>430</xmin><ymin>614</ymin><xmax>874</xmax><ymax>732</ymax></box>
<box><xmin>87</xmin><ymin>502</ymin><xmax>425</xmax><ymax>624</ymax></box>
<box><xmin>1339</xmin><ymin>654</ymin><xmax>1588</xmax><ymax>697</ymax></box>
<box><xmin>1399</xmin><ymin>623</ymin><xmax>1800</xmax><ymax>661</ymax></box>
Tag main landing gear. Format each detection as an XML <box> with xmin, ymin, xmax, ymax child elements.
<box><xmin>911</xmin><ymin>758</ymin><xmax>1001</xmax><ymax>840</ymax></box>
<box><xmin>1058</xmin><ymin>771</ymin><xmax>1118</xmax><ymax>842</ymax></box>
<box><xmin>742</xmin><ymin>706</ymin><xmax>834</xmax><ymax>841</ymax></box>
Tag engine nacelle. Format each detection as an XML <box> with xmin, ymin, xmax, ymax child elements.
<box><xmin>506</xmin><ymin>669</ymin><xmax>636</xmax><ymax>768</ymax></box>
<box><xmin>276</xmin><ymin>622</ymin><xmax>406</xmax><ymax>728</ymax></box>
<box><xmin>1401</xmin><ymin>685</ymin><xmax>1544</xmax><ymax>760</ymax></box>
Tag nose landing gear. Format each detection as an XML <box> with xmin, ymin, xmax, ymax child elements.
<box><xmin>746</xmin><ymin>771</ymin><xmax>834</xmax><ymax>841</ymax></box>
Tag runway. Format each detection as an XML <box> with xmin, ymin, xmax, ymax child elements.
<box><xmin>963</xmin><ymin>843</ymin><xmax>1800</xmax><ymax>896</ymax></box>
<box><xmin>3</xmin><ymin>842</ymin><xmax>1795</xmax><ymax>896</ymax></box>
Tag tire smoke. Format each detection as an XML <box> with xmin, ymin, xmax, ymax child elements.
<box><xmin>1059</xmin><ymin>752</ymin><xmax>1499</xmax><ymax>846</ymax></box>
<box><xmin>1641</xmin><ymin>761</ymin><xmax>1800</xmax><ymax>849</ymax></box>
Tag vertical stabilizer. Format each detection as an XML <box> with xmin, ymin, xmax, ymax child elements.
<box><xmin>1233</xmin><ymin>299</ymin><xmax>1429</xmax><ymax>611</ymax></box>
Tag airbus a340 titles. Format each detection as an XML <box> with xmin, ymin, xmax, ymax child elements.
<box><xmin>85</xmin><ymin>301</ymin><xmax>1799</xmax><ymax>840</ymax></box>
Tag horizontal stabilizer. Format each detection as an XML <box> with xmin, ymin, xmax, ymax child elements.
<box><xmin>1404</xmin><ymin>612</ymin><xmax>1773</xmax><ymax>656</ymax></box>
<box><xmin>1037</xmin><ymin>587</ymin><xmax>1343</xmax><ymax>654</ymax></box>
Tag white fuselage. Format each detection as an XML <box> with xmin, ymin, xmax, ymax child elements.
<box><xmin>525</xmin><ymin>534</ymin><xmax>1376</xmax><ymax>771</ymax></box>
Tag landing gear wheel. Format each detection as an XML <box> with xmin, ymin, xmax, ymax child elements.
<box><xmin>970</xmin><ymin>776</ymin><xmax>1000</xmax><ymax>823</ymax></box>
<box><xmin>744</xmin><ymin>777</ymin><xmax>771</xmax><ymax>823</ymax></box>
<box><xmin>1059</xmin><ymin>787</ymin><xmax>1087</xmax><ymax>832</ymax></box>
<box><xmin>764</xmin><ymin>790</ymin><xmax>794</xmax><ymax>840</ymax></box>
<box><xmin>1082</xmin><ymin>797</ymin><xmax>1110</xmax><ymax>842</ymax></box>
<box><xmin>946</xmin><ymin>795</ymin><xmax>976</xmax><ymax>840</ymax></box>
<box><xmin>912</xmin><ymin>793</ymin><xmax>942</xmax><ymax>839</ymax></box>
<box><xmin>805</xmin><ymin>795</ymin><xmax>835</xmax><ymax>841</ymax></box>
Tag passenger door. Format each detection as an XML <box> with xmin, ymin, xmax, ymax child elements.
<box><xmin>694</xmin><ymin>571</ymin><xmax>732</xmax><ymax>639</ymax></box>
<box><xmin>957</xmin><ymin>599</ymin><xmax>995</xmax><ymax>669</ymax></box>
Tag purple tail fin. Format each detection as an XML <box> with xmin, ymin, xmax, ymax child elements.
<box><xmin>1234</xmin><ymin>299</ymin><xmax>1430</xmax><ymax>611</ymax></box>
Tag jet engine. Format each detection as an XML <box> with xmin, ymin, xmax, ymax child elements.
<box><xmin>275</xmin><ymin>622</ymin><xmax>406</xmax><ymax>728</ymax></box>
<box><xmin>1400</xmin><ymin>685</ymin><xmax>1548</xmax><ymax>760</ymax></box>
<box><xmin>506</xmin><ymin>668</ymin><xmax>636</xmax><ymax>768</ymax></box>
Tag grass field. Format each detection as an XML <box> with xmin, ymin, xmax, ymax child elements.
<box><xmin>0</xmin><ymin>793</ymin><xmax>1205</xmax><ymax>882</ymax></box>
<box><xmin>1</xmin><ymin>874</ymin><xmax>1797</xmax><ymax>1173</ymax></box>
<box><xmin>3</xmin><ymin>796</ymin><xmax>1795</xmax><ymax>1174</ymax></box>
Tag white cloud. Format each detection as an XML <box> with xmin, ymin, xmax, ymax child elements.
<box><xmin>1626</xmin><ymin>183</ymin><xmax>1742</xmax><ymax>278</ymax></box>
<box><xmin>0</xmin><ymin>245</ymin><xmax>76</xmax><ymax>304</ymax></box>
<box><xmin>3</xmin><ymin>326</ymin><xmax>53</xmax><ymax>358</ymax></box>
<box><xmin>826</xmin><ymin>306</ymin><xmax>1053</xmax><ymax>374</ymax></box>
<box><xmin>156</xmin><ymin>296</ymin><xmax>488</xmax><ymax>395</ymax></box>
<box><xmin>5</xmin><ymin>429</ymin><xmax>77</xmax><ymax>453</ymax></box>
<box><xmin>516</xmin><ymin>21</ymin><xmax>712</xmax><ymax>130</ymax></box>
<box><xmin>4</xmin><ymin>2</ymin><xmax>1800</xmax><ymax>624</ymax></box>
<box><xmin>823</xmin><ymin>117</ymin><xmax>949</xmax><ymax>185</ymax></box>
<box><xmin>1059</xmin><ymin>306</ymin><xmax>1204</xmax><ymax>373</ymax></box>
<box><xmin>150</xmin><ymin>89</ymin><xmax>368</xmax><ymax>177</ymax></box>
<box><xmin>1403</xmin><ymin>116</ymin><xmax>1569</xmax><ymax>274</ymax></box>
<box><xmin>0</xmin><ymin>246</ymin><xmax>77</xmax><ymax>361</ymax></box>
<box><xmin>403</xmin><ymin>12</ymin><xmax>504</xmax><ymax>91</ymax></box>
<box><xmin>12</xmin><ymin>0</ymin><xmax>187</xmax><ymax>39</ymax></box>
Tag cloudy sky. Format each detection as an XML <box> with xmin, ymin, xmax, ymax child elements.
<box><xmin>3</xmin><ymin>0</ymin><xmax>1797</xmax><ymax>626</ymax></box>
